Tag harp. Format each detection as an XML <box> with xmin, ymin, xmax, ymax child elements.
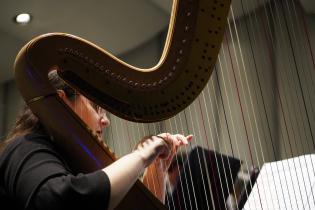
<box><xmin>14</xmin><ymin>0</ymin><xmax>231</xmax><ymax>209</ymax></box>
<box><xmin>14</xmin><ymin>0</ymin><xmax>315</xmax><ymax>209</ymax></box>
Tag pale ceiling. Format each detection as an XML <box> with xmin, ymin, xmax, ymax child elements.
<box><xmin>0</xmin><ymin>0</ymin><xmax>314</xmax><ymax>84</ymax></box>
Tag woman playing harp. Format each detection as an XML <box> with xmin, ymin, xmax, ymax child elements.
<box><xmin>0</xmin><ymin>70</ymin><xmax>193</xmax><ymax>210</ymax></box>
<box><xmin>0</xmin><ymin>0</ymin><xmax>232</xmax><ymax>208</ymax></box>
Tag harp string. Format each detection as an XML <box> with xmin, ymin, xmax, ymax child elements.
<box><xmin>191</xmin><ymin>100</ymin><xmax>218</xmax><ymax>209</ymax></box>
<box><xmin>257</xmin><ymin>2</ymin><xmax>304</xmax><ymax>207</ymax></box>
<box><xmin>205</xmin><ymin>83</ymin><xmax>228</xmax><ymax>210</ymax></box>
<box><xmin>275</xmin><ymin>1</ymin><xmax>314</xmax><ymax>208</ymax></box>
<box><xmin>262</xmin><ymin>1</ymin><xmax>306</xmax><ymax>208</ymax></box>
<box><xmin>168</xmin><ymin>118</ymin><xmax>191</xmax><ymax>209</ymax></box>
<box><xmin>123</xmin><ymin>121</ymin><xmax>132</xmax><ymax>152</ymax></box>
<box><xmin>297</xmin><ymin>0</ymin><xmax>315</xmax><ymax>86</ymax></box>
<box><xmin>240</xmin><ymin>0</ymin><xmax>272</xmax><ymax>171</ymax></box>
<box><xmin>164</xmin><ymin>120</ymin><xmax>186</xmax><ymax>209</ymax></box>
<box><xmin>154</xmin><ymin>123</ymin><xmax>167</xmax><ymax>202</ymax></box>
<box><xmin>279</xmin><ymin>0</ymin><xmax>311</xmax><ymax>157</ymax></box>
<box><xmin>171</xmin><ymin>118</ymin><xmax>185</xmax><ymax>209</ymax></box>
<box><xmin>168</xmin><ymin>119</ymin><xmax>187</xmax><ymax>209</ymax></box>
<box><xmin>228</xmin><ymin>3</ymin><xmax>279</xmax><ymax>209</ymax></box>
<box><xmin>246</xmin><ymin>1</ymin><xmax>302</xmax><ymax>208</ymax></box>
<box><xmin>214</xmin><ymin>65</ymin><xmax>242</xmax><ymax>210</ymax></box>
<box><xmin>283</xmin><ymin>12</ymin><xmax>315</xmax><ymax>204</ymax></box>
<box><xmin>174</xmin><ymin>112</ymin><xmax>197</xmax><ymax>206</ymax></box>
<box><xmin>221</xmin><ymin>19</ymin><xmax>276</xmax><ymax>207</ymax></box>
<box><xmin>202</xmin><ymin>83</ymin><xmax>231</xmax><ymax>210</ymax></box>
<box><xmin>203</xmin><ymin>25</ymin><xmax>256</xmax><ymax>208</ymax></box>
<box><xmin>207</xmin><ymin>70</ymin><xmax>241</xmax><ymax>210</ymax></box>
<box><xmin>218</xmin><ymin>45</ymin><xmax>253</xmax><ymax>209</ymax></box>
<box><xmin>197</xmin><ymin>95</ymin><xmax>229</xmax><ymax>210</ymax></box>
<box><xmin>275</xmin><ymin>4</ymin><xmax>308</xmax><ymax>208</ymax></box>
<box><xmin>183</xmin><ymin>113</ymin><xmax>199</xmax><ymax>208</ymax></box>
<box><xmin>241</xmin><ymin>6</ymin><xmax>282</xmax><ymax>208</ymax></box>
<box><xmin>233</xmin><ymin>8</ymin><xmax>282</xmax><ymax>200</ymax></box>
<box><xmin>218</xmin><ymin>51</ymin><xmax>256</xmax><ymax>209</ymax></box>
<box><xmin>139</xmin><ymin>123</ymin><xmax>157</xmax><ymax>195</ymax></box>
<box><xmin>257</xmin><ymin>0</ymin><xmax>285</xmax><ymax>168</ymax></box>
<box><xmin>289</xmin><ymin>0</ymin><xmax>315</xmax><ymax>125</ymax></box>
<box><xmin>185</xmin><ymin>105</ymin><xmax>206</xmax><ymax>206</ymax></box>
<box><xmin>249</xmin><ymin>0</ymin><xmax>284</xmax><ymax>190</ymax></box>
<box><xmin>198</xmin><ymin>89</ymin><xmax>222</xmax><ymax>210</ymax></box>
<box><xmin>225</xmin><ymin>18</ymin><xmax>263</xmax><ymax>209</ymax></box>
<box><xmin>297</xmin><ymin>17</ymin><xmax>315</xmax><ymax>154</ymax></box>
<box><xmin>281</xmin><ymin>0</ymin><xmax>315</xmax><ymax>146</ymax></box>
<box><xmin>187</xmin><ymin>105</ymin><xmax>212</xmax><ymax>209</ymax></box>
<box><xmin>138</xmin><ymin>123</ymin><xmax>158</xmax><ymax>195</ymax></box>
<box><xmin>230</xmin><ymin>6</ymin><xmax>264</xmax><ymax>172</ymax></box>
<box><xmin>248</xmin><ymin>1</ymin><xmax>310</xmax><ymax>208</ymax></box>
<box><xmin>242</xmin><ymin>0</ymin><xmax>314</xmax><ymax>208</ymax></box>
<box><xmin>234</xmin><ymin>2</ymin><xmax>300</xmax><ymax>209</ymax></box>
<box><xmin>291</xmin><ymin>2</ymin><xmax>315</xmax><ymax>184</ymax></box>
<box><xmin>288</xmin><ymin>0</ymin><xmax>315</xmax><ymax>206</ymax></box>
<box><xmin>152</xmin><ymin>123</ymin><xmax>170</xmax><ymax>207</ymax></box>
<box><xmin>225</xmin><ymin>18</ymin><xmax>260</xmax><ymax>208</ymax></box>
<box><xmin>240</xmin><ymin>1</ymin><xmax>291</xmax><ymax>209</ymax></box>
<box><xmin>284</xmin><ymin>0</ymin><xmax>315</xmax><ymax>205</ymax></box>
<box><xmin>145</xmin><ymin>123</ymin><xmax>158</xmax><ymax>196</ymax></box>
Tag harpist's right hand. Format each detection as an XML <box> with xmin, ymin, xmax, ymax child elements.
<box><xmin>134</xmin><ymin>135</ymin><xmax>170</xmax><ymax>167</ymax></box>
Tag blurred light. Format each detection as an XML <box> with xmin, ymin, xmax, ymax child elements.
<box><xmin>15</xmin><ymin>13</ymin><xmax>31</xmax><ymax>24</ymax></box>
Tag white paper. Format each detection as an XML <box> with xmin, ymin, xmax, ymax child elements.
<box><xmin>243</xmin><ymin>154</ymin><xmax>315</xmax><ymax>210</ymax></box>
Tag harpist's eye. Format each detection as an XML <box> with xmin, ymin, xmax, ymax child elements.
<box><xmin>89</xmin><ymin>101</ymin><xmax>104</xmax><ymax>115</ymax></box>
<box><xmin>90</xmin><ymin>101</ymin><xmax>99</xmax><ymax>111</ymax></box>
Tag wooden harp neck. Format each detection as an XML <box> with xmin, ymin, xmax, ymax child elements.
<box><xmin>15</xmin><ymin>0</ymin><xmax>230</xmax><ymax>123</ymax></box>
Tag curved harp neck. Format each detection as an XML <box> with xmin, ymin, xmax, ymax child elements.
<box><xmin>15</xmin><ymin>0</ymin><xmax>231</xmax><ymax>123</ymax></box>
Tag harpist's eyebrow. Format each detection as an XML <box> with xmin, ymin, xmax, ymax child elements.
<box><xmin>89</xmin><ymin>100</ymin><xmax>98</xmax><ymax>111</ymax></box>
<box><xmin>89</xmin><ymin>100</ymin><xmax>104</xmax><ymax>114</ymax></box>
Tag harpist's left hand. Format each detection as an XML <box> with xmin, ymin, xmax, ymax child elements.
<box><xmin>154</xmin><ymin>133</ymin><xmax>193</xmax><ymax>172</ymax></box>
<box><xmin>141</xmin><ymin>133</ymin><xmax>193</xmax><ymax>202</ymax></box>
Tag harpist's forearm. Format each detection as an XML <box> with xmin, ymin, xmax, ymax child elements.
<box><xmin>102</xmin><ymin>136</ymin><xmax>168</xmax><ymax>210</ymax></box>
<box><xmin>102</xmin><ymin>151</ymin><xmax>145</xmax><ymax>210</ymax></box>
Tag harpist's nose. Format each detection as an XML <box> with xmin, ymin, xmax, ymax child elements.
<box><xmin>100</xmin><ymin>112</ymin><xmax>110</xmax><ymax>128</ymax></box>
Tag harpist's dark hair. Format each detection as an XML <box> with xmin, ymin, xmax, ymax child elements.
<box><xmin>0</xmin><ymin>70</ymin><xmax>76</xmax><ymax>151</ymax></box>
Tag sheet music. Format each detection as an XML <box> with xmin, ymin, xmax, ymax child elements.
<box><xmin>243</xmin><ymin>154</ymin><xmax>315</xmax><ymax>210</ymax></box>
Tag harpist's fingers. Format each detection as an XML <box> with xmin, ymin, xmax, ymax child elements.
<box><xmin>186</xmin><ymin>135</ymin><xmax>193</xmax><ymax>141</ymax></box>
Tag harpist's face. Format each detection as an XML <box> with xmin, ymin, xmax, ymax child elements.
<box><xmin>76</xmin><ymin>95</ymin><xmax>110</xmax><ymax>139</ymax></box>
<box><xmin>62</xmin><ymin>93</ymin><xmax>110</xmax><ymax>139</ymax></box>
